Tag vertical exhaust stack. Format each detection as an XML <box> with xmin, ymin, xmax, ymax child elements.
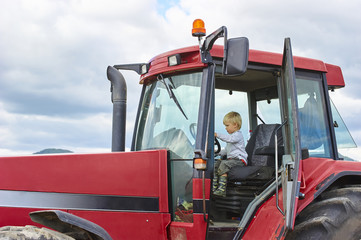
<box><xmin>107</xmin><ymin>66</ymin><xmax>127</xmax><ymax>152</ymax></box>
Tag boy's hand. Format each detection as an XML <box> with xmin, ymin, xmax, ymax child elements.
<box><xmin>215</xmin><ymin>132</ymin><xmax>218</xmax><ymax>137</ymax></box>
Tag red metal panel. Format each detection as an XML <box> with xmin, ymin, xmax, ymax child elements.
<box><xmin>169</xmin><ymin>214</ymin><xmax>207</xmax><ymax>240</ymax></box>
<box><xmin>297</xmin><ymin>157</ymin><xmax>361</xmax><ymax>214</ymax></box>
<box><xmin>325</xmin><ymin>63</ymin><xmax>345</xmax><ymax>88</ymax></box>
<box><xmin>242</xmin><ymin>194</ymin><xmax>286</xmax><ymax>239</ymax></box>
<box><xmin>69</xmin><ymin>210</ymin><xmax>171</xmax><ymax>240</ymax></box>
<box><xmin>0</xmin><ymin>150</ymin><xmax>171</xmax><ymax>239</ymax></box>
<box><xmin>248</xmin><ymin>49</ymin><xmax>327</xmax><ymax>72</ymax></box>
<box><xmin>0</xmin><ymin>150</ymin><xmax>167</xmax><ymax>198</ymax></box>
<box><xmin>0</xmin><ymin>207</ymin><xmax>43</xmax><ymax>227</ymax></box>
<box><xmin>192</xmin><ymin>178</ymin><xmax>210</xmax><ymax>199</ymax></box>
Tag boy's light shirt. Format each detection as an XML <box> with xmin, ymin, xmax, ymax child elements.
<box><xmin>217</xmin><ymin>130</ymin><xmax>248</xmax><ymax>164</ymax></box>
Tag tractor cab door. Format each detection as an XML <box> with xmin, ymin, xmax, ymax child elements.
<box><xmin>279</xmin><ymin>38</ymin><xmax>302</xmax><ymax>230</ymax></box>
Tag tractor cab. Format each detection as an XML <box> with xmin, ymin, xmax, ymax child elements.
<box><xmin>109</xmin><ymin>20</ymin><xmax>356</xmax><ymax>238</ymax></box>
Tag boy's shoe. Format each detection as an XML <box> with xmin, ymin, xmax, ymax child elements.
<box><xmin>212</xmin><ymin>175</ymin><xmax>219</xmax><ymax>192</ymax></box>
<box><xmin>213</xmin><ymin>175</ymin><xmax>227</xmax><ymax>197</ymax></box>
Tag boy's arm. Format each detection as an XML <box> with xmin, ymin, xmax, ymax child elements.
<box><xmin>216</xmin><ymin>131</ymin><xmax>242</xmax><ymax>143</ymax></box>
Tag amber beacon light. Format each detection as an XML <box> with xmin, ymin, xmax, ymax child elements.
<box><xmin>192</xmin><ymin>19</ymin><xmax>206</xmax><ymax>37</ymax></box>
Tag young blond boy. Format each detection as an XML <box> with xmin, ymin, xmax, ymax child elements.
<box><xmin>213</xmin><ymin>111</ymin><xmax>248</xmax><ymax>197</ymax></box>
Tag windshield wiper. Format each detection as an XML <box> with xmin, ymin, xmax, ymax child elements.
<box><xmin>158</xmin><ymin>74</ymin><xmax>188</xmax><ymax>120</ymax></box>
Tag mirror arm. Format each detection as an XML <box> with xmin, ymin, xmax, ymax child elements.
<box><xmin>199</xmin><ymin>26</ymin><xmax>249</xmax><ymax>76</ymax></box>
<box><xmin>200</xmin><ymin>26</ymin><xmax>227</xmax><ymax>64</ymax></box>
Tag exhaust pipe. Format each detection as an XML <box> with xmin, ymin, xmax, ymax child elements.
<box><xmin>107</xmin><ymin>66</ymin><xmax>127</xmax><ymax>152</ymax></box>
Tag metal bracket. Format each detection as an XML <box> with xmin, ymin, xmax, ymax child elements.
<box><xmin>200</xmin><ymin>26</ymin><xmax>227</xmax><ymax>64</ymax></box>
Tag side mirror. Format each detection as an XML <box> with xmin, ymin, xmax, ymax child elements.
<box><xmin>223</xmin><ymin>37</ymin><xmax>249</xmax><ymax>76</ymax></box>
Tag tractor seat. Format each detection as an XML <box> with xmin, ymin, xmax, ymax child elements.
<box><xmin>228</xmin><ymin>124</ymin><xmax>283</xmax><ymax>182</ymax></box>
<box><xmin>211</xmin><ymin>124</ymin><xmax>284</xmax><ymax>217</ymax></box>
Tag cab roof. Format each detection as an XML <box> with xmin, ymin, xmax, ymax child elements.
<box><xmin>140</xmin><ymin>45</ymin><xmax>344</xmax><ymax>89</ymax></box>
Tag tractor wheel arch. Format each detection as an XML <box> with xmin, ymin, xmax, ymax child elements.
<box><xmin>286</xmin><ymin>185</ymin><xmax>361</xmax><ymax>240</ymax></box>
<box><xmin>314</xmin><ymin>171</ymin><xmax>361</xmax><ymax>199</ymax></box>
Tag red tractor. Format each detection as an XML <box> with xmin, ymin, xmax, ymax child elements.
<box><xmin>0</xmin><ymin>19</ymin><xmax>360</xmax><ymax>240</ymax></box>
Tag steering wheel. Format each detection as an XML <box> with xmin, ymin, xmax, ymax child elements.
<box><xmin>190</xmin><ymin>123</ymin><xmax>221</xmax><ymax>154</ymax></box>
<box><xmin>190</xmin><ymin>123</ymin><xmax>197</xmax><ymax>140</ymax></box>
<box><xmin>214</xmin><ymin>137</ymin><xmax>221</xmax><ymax>154</ymax></box>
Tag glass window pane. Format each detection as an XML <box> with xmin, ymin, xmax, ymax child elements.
<box><xmin>171</xmin><ymin>160</ymin><xmax>193</xmax><ymax>222</ymax></box>
<box><xmin>257</xmin><ymin>99</ymin><xmax>281</xmax><ymax>124</ymax></box>
<box><xmin>135</xmin><ymin>72</ymin><xmax>202</xmax><ymax>159</ymax></box>
<box><xmin>215</xmin><ymin>90</ymin><xmax>249</xmax><ymax>149</ymax></box>
<box><xmin>296</xmin><ymin>78</ymin><xmax>332</xmax><ymax>158</ymax></box>
<box><xmin>329</xmin><ymin>98</ymin><xmax>357</xmax><ymax>149</ymax></box>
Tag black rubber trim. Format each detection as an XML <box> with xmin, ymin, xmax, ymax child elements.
<box><xmin>0</xmin><ymin>190</ymin><xmax>159</xmax><ymax>212</ymax></box>
<box><xmin>314</xmin><ymin>171</ymin><xmax>361</xmax><ymax>199</ymax></box>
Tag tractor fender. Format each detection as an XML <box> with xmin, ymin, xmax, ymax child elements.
<box><xmin>30</xmin><ymin>210</ymin><xmax>112</xmax><ymax>240</ymax></box>
<box><xmin>314</xmin><ymin>170</ymin><xmax>361</xmax><ymax>199</ymax></box>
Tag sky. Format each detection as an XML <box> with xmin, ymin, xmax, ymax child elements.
<box><xmin>1</xmin><ymin>0</ymin><xmax>361</xmax><ymax>156</ymax></box>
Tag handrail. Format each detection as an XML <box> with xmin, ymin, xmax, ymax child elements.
<box><xmin>275</xmin><ymin>120</ymin><xmax>287</xmax><ymax>215</ymax></box>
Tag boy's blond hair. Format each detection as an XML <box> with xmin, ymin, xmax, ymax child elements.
<box><xmin>223</xmin><ymin>111</ymin><xmax>242</xmax><ymax>130</ymax></box>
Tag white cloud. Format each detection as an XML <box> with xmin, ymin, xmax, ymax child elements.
<box><xmin>0</xmin><ymin>0</ymin><xmax>360</xmax><ymax>156</ymax></box>
<box><xmin>0</xmin><ymin>100</ymin><xmax>113</xmax><ymax>156</ymax></box>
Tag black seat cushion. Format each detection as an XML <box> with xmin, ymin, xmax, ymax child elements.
<box><xmin>228</xmin><ymin>165</ymin><xmax>274</xmax><ymax>181</ymax></box>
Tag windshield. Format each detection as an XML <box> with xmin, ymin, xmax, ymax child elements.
<box><xmin>135</xmin><ymin>72</ymin><xmax>203</xmax><ymax>159</ymax></box>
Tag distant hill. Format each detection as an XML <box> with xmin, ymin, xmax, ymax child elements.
<box><xmin>34</xmin><ymin>148</ymin><xmax>73</xmax><ymax>154</ymax></box>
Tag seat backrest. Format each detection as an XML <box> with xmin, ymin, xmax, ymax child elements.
<box><xmin>245</xmin><ymin>124</ymin><xmax>282</xmax><ymax>167</ymax></box>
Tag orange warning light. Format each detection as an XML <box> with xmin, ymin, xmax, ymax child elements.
<box><xmin>192</xmin><ymin>19</ymin><xmax>206</xmax><ymax>37</ymax></box>
<box><xmin>194</xmin><ymin>158</ymin><xmax>207</xmax><ymax>170</ymax></box>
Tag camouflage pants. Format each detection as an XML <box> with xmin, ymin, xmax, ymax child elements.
<box><xmin>215</xmin><ymin>159</ymin><xmax>246</xmax><ymax>176</ymax></box>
